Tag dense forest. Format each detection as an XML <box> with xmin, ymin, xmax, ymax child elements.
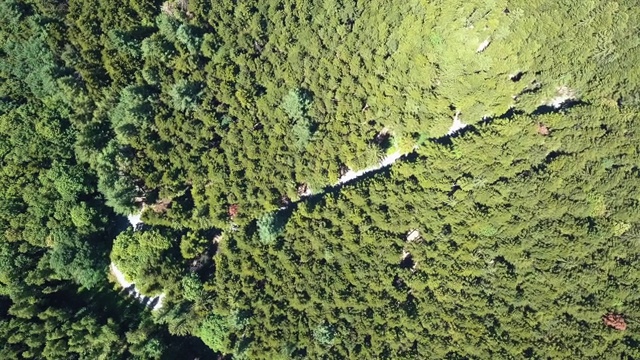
<box><xmin>1</xmin><ymin>0</ymin><xmax>639</xmax><ymax>358</ymax></box>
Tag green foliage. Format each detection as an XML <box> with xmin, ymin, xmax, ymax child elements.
<box><xmin>179</xmin><ymin>231</ymin><xmax>208</xmax><ymax>259</ymax></box>
<box><xmin>207</xmin><ymin>106</ymin><xmax>640</xmax><ymax>359</ymax></box>
<box><xmin>156</xmin><ymin>13</ymin><xmax>180</xmax><ymax>42</ymax></box>
<box><xmin>228</xmin><ymin>309</ymin><xmax>251</xmax><ymax>331</ymax></box>
<box><xmin>347</xmin><ymin>144</ymin><xmax>384</xmax><ymax>170</ymax></box>
<box><xmin>111</xmin><ymin>229</ymin><xmax>177</xmax><ymax>294</ymax></box>
<box><xmin>141</xmin><ymin>35</ymin><xmax>176</xmax><ymax>64</ymax></box>
<box><xmin>199</xmin><ymin>315</ymin><xmax>230</xmax><ymax>353</ymax></box>
<box><xmin>256</xmin><ymin>213</ymin><xmax>280</xmax><ymax>245</ymax></box>
<box><xmin>48</xmin><ymin>240</ymin><xmax>103</xmax><ymax>289</ymax></box>
<box><xmin>181</xmin><ymin>274</ymin><xmax>204</xmax><ymax>302</ymax></box>
<box><xmin>312</xmin><ymin>324</ymin><xmax>335</xmax><ymax>346</ymax></box>
<box><xmin>45</xmin><ymin>162</ymin><xmax>90</xmax><ymax>201</ymax></box>
<box><xmin>69</xmin><ymin>202</ymin><xmax>100</xmax><ymax>231</ymax></box>
<box><xmin>281</xmin><ymin>89</ymin><xmax>310</xmax><ymax>122</ymax></box>
<box><xmin>282</xmin><ymin>89</ymin><xmax>313</xmax><ymax>149</ymax></box>
<box><xmin>176</xmin><ymin>24</ymin><xmax>202</xmax><ymax>54</ymax></box>
<box><xmin>108</xmin><ymin>29</ymin><xmax>142</xmax><ymax>58</ymax></box>
<box><xmin>169</xmin><ymin>80</ymin><xmax>202</xmax><ymax>113</ymax></box>
<box><xmin>4</xmin><ymin>0</ymin><xmax>640</xmax><ymax>359</ymax></box>
<box><xmin>0</xmin><ymin>2</ymin><xmax>214</xmax><ymax>359</ymax></box>
<box><xmin>61</xmin><ymin>0</ymin><xmax>640</xmax><ymax>228</ymax></box>
<box><xmin>110</xmin><ymin>85</ymin><xmax>156</xmax><ymax>145</ymax></box>
<box><xmin>94</xmin><ymin>141</ymin><xmax>137</xmax><ymax>215</ymax></box>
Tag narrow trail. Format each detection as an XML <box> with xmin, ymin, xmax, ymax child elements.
<box><xmin>113</xmin><ymin>90</ymin><xmax>580</xmax><ymax>313</ymax></box>
<box><xmin>448</xmin><ymin>111</ymin><xmax>467</xmax><ymax>135</ymax></box>
<box><xmin>336</xmin><ymin>149</ymin><xmax>406</xmax><ymax>185</ymax></box>
<box><xmin>299</xmin><ymin>116</ymin><xmax>468</xmax><ymax>201</ymax></box>
<box><xmin>109</xmin><ymin>212</ymin><xmax>165</xmax><ymax>310</ymax></box>
<box><xmin>116</xmin><ymin>117</ymin><xmax>469</xmax><ymax>308</ymax></box>
<box><xmin>110</xmin><ymin>262</ymin><xmax>165</xmax><ymax>310</ymax></box>
<box><xmin>278</xmin><ymin>148</ymin><xmax>414</xmax><ymax>213</ymax></box>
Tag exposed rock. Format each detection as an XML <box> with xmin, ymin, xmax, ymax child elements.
<box><xmin>127</xmin><ymin>213</ymin><xmax>143</xmax><ymax>230</ymax></box>
<box><xmin>161</xmin><ymin>0</ymin><xmax>190</xmax><ymax>17</ymax></box>
<box><xmin>213</xmin><ymin>234</ymin><xmax>223</xmax><ymax>244</ymax></box>
<box><xmin>280</xmin><ymin>195</ymin><xmax>291</xmax><ymax>207</ymax></box>
<box><xmin>374</xmin><ymin>127</ymin><xmax>391</xmax><ymax>145</ymax></box>
<box><xmin>297</xmin><ymin>183</ymin><xmax>312</xmax><ymax>197</ymax></box>
<box><xmin>189</xmin><ymin>253</ymin><xmax>210</xmax><ymax>272</ymax></box>
<box><xmin>160</xmin><ymin>1</ymin><xmax>176</xmax><ymax>15</ymax></box>
<box><xmin>339</xmin><ymin>165</ymin><xmax>350</xmax><ymax>178</ymax></box>
<box><xmin>254</xmin><ymin>40</ymin><xmax>264</xmax><ymax>53</ymax></box>
<box><xmin>152</xmin><ymin>198</ymin><xmax>172</xmax><ymax>213</ymax></box>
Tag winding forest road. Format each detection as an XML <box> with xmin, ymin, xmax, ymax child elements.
<box><xmin>312</xmin><ymin>118</ymin><xmax>467</xmax><ymax>191</ymax></box>
<box><xmin>334</xmin><ymin>149</ymin><xmax>406</xmax><ymax>185</ymax></box>
<box><xmin>114</xmin><ymin>118</ymin><xmax>468</xmax><ymax>308</ymax></box>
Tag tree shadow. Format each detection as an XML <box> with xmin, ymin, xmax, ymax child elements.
<box><xmin>111</xmin><ymin>213</ymin><xmax>132</xmax><ymax>236</ymax></box>
<box><xmin>532</xmin><ymin>99</ymin><xmax>587</xmax><ymax>116</ymax></box>
<box><xmin>399</xmin><ymin>253</ymin><xmax>415</xmax><ymax>269</ymax></box>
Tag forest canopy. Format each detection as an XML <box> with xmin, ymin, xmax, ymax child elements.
<box><xmin>1</xmin><ymin>0</ymin><xmax>639</xmax><ymax>359</ymax></box>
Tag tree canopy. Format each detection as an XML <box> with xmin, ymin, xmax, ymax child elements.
<box><xmin>1</xmin><ymin>0</ymin><xmax>639</xmax><ymax>358</ymax></box>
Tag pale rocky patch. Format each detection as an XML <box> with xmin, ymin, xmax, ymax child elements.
<box><xmin>476</xmin><ymin>38</ymin><xmax>491</xmax><ymax>53</ymax></box>
<box><xmin>447</xmin><ymin>111</ymin><xmax>468</xmax><ymax>135</ymax></box>
<box><xmin>406</xmin><ymin>229</ymin><xmax>421</xmax><ymax>242</ymax></box>
<box><xmin>548</xmin><ymin>86</ymin><xmax>576</xmax><ymax>108</ymax></box>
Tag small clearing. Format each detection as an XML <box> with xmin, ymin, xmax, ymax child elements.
<box><xmin>406</xmin><ymin>229</ymin><xmax>421</xmax><ymax>242</ymax></box>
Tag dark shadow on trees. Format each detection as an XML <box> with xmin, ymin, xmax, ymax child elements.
<box><xmin>399</xmin><ymin>253</ymin><xmax>414</xmax><ymax>269</ymax></box>
<box><xmin>109</xmin><ymin>217</ymin><xmax>134</xmax><ymax>241</ymax></box>
<box><xmin>431</xmin><ymin>124</ymin><xmax>480</xmax><ymax>146</ymax></box>
<box><xmin>532</xmin><ymin>99</ymin><xmax>587</xmax><ymax>116</ymax></box>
